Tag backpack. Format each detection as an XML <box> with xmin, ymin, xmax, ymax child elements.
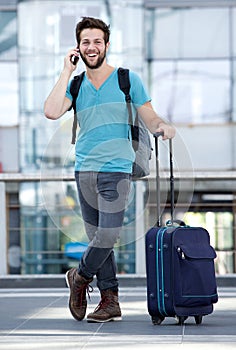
<box><xmin>69</xmin><ymin>67</ymin><xmax>152</xmax><ymax>179</ymax></box>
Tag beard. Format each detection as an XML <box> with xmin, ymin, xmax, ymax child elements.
<box><xmin>80</xmin><ymin>49</ymin><xmax>106</xmax><ymax>69</ymax></box>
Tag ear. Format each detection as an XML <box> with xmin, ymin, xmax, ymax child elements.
<box><xmin>106</xmin><ymin>41</ymin><xmax>110</xmax><ymax>50</ymax></box>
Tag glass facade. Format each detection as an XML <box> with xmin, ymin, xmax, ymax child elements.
<box><xmin>1</xmin><ymin>0</ymin><xmax>236</xmax><ymax>274</ymax></box>
<box><xmin>145</xmin><ymin>7</ymin><xmax>234</xmax><ymax>124</ymax></box>
<box><xmin>0</xmin><ymin>10</ymin><xmax>18</xmax><ymax>126</ymax></box>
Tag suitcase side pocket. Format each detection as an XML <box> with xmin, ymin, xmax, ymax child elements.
<box><xmin>173</xmin><ymin>243</ymin><xmax>218</xmax><ymax>307</ymax></box>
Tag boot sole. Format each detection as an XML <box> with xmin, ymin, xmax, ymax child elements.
<box><xmin>87</xmin><ymin>316</ymin><xmax>122</xmax><ymax>323</ymax></box>
<box><xmin>65</xmin><ymin>271</ymin><xmax>71</xmax><ymax>288</ymax></box>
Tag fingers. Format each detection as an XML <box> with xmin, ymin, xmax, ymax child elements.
<box><xmin>157</xmin><ymin>124</ymin><xmax>176</xmax><ymax>140</ymax></box>
<box><xmin>64</xmin><ymin>48</ymin><xmax>79</xmax><ymax>70</ymax></box>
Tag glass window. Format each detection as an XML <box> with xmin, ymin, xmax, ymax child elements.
<box><xmin>233</xmin><ymin>8</ymin><xmax>236</xmax><ymax>57</ymax></box>
<box><xmin>0</xmin><ymin>11</ymin><xmax>17</xmax><ymax>61</ymax></box>
<box><xmin>0</xmin><ymin>62</ymin><xmax>18</xmax><ymax>126</ymax></box>
<box><xmin>145</xmin><ymin>6</ymin><xmax>233</xmax><ymax>124</ymax></box>
<box><xmin>0</xmin><ymin>10</ymin><xmax>18</xmax><ymax>126</ymax></box>
<box><xmin>19</xmin><ymin>56</ymin><xmax>57</xmax><ymax>113</ymax></box>
<box><xmin>151</xmin><ymin>60</ymin><xmax>230</xmax><ymax>124</ymax></box>
<box><xmin>20</xmin><ymin>180</ymin><xmax>85</xmax><ymax>274</ymax></box>
<box><xmin>147</xmin><ymin>8</ymin><xmax>229</xmax><ymax>59</ymax></box>
<box><xmin>108</xmin><ymin>0</ymin><xmax>144</xmax><ymax>72</ymax></box>
<box><xmin>233</xmin><ymin>60</ymin><xmax>236</xmax><ymax>122</ymax></box>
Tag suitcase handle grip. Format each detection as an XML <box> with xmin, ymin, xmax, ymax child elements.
<box><xmin>153</xmin><ymin>131</ymin><xmax>164</xmax><ymax>138</ymax></box>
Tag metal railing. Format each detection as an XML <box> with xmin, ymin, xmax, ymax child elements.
<box><xmin>1</xmin><ymin>171</ymin><xmax>236</xmax><ymax>275</ymax></box>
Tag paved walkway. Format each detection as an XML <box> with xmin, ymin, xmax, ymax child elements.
<box><xmin>0</xmin><ymin>286</ymin><xmax>235</xmax><ymax>350</ymax></box>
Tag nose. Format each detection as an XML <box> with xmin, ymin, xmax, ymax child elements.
<box><xmin>87</xmin><ymin>42</ymin><xmax>96</xmax><ymax>51</ymax></box>
<box><xmin>87</xmin><ymin>41</ymin><xmax>97</xmax><ymax>51</ymax></box>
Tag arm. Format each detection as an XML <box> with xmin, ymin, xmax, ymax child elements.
<box><xmin>44</xmin><ymin>48</ymin><xmax>79</xmax><ymax>120</ymax></box>
<box><xmin>137</xmin><ymin>101</ymin><xmax>175</xmax><ymax>140</ymax></box>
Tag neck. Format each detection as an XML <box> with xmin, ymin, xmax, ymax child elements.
<box><xmin>86</xmin><ymin>62</ymin><xmax>115</xmax><ymax>88</ymax></box>
<box><xmin>86</xmin><ymin>62</ymin><xmax>114</xmax><ymax>80</ymax></box>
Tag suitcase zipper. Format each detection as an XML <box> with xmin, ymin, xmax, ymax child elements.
<box><xmin>177</xmin><ymin>246</ymin><xmax>185</xmax><ymax>259</ymax></box>
<box><xmin>156</xmin><ymin>228</ymin><xmax>168</xmax><ymax>317</ymax></box>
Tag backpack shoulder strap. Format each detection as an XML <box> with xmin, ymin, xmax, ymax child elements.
<box><xmin>118</xmin><ymin>67</ymin><xmax>142</xmax><ymax>153</ymax></box>
<box><xmin>117</xmin><ymin>67</ymin><xmax>131</xmax><ymax>102</ymax></box>
<box><xmin>70</xmin><ymin>71</ymin><xmax>85</xmax><ymax>144</ymax></box>
<box><xmin>117</xmin><ymin>67</ymin><xmax>133</xmax><ymax>129</ymax></box>
<box><xmin>70</xmin><ymin>71</ymin><xmax>85</xmax><ymax>113</ymax></box>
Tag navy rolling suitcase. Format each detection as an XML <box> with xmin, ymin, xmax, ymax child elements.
<box><xmin>145</xmin><ymin>133</ymin><xmax>218</xmax><ymax>325</ymax></box>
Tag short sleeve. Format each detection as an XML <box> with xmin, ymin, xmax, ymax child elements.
<box><xmin>129</xmin><ymin>71</ymin><xmax>151</xmax><ymax>108</ymax></box>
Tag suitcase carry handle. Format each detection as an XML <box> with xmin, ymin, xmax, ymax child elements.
<box><xmin>166</xmin><ymin>219</ymin><xmax>186</xmax><ymax>227</ymax></box>
<box><xmin>153</xmin><ymin>132</ymin><xmax>174</xmax><ymax>227</ymax></box>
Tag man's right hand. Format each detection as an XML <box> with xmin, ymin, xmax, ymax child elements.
<box><xmin>64</xmin><ymin>48</ymin><xmax>80</xmax><ymax>71</ymax></box>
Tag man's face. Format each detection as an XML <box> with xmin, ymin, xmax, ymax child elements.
<box><xmin>79</xmin><ymin>28</ymin><xmax>109</xmax><ymax>69</ymax></box>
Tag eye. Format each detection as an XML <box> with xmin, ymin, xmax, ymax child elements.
<box><xmin>81</xmin><ymin>40</ymin><xmax>89</xmax><ymax>45</ymax></box>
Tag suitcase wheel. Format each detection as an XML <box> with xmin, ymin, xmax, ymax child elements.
<box><xmin>176</xmin><ymin>316</ymin><xmax>188</xmax><ymax>325</ymax></box>
<box><xmin>151</xmin><ymin>315</ymin><xmax>165</xmax><ymax>325</ymax></box>
<box><xmin>194</xmin><ymin>315</ymin><xmax>203</xmax><ymax>325</ymax></box>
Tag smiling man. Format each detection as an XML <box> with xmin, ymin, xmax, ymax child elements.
<box><xmin>78</xmin><ymin>28</ymin><xmax>107</xmax><ymax>69</ymax></box>
<box><xmin>44</xmin><ymin>17</ymin><xmax>175</xmax><ymax>324</ymax></box>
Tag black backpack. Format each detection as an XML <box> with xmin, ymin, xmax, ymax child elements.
<box><xmin>69</xmin><ymin>67</ymin><xmax>152</xmax><ymax>179</ymax></box>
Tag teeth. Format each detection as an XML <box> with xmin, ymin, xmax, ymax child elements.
<box><xmin>88</xmin><ymin>54</ymin><xmax>96</xmax><ymax>57</ymax></box>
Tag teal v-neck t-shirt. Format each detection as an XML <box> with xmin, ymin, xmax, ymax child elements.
<box><xmin>66</xmin><ymin>68</ymin><xmax>150</xmax><ymax>173</ymax></box>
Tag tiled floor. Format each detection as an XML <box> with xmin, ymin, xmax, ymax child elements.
<box><xmin>0</xmin><ymin>287</ymin><xmax>235</xmax><ymax>349</ymax></box>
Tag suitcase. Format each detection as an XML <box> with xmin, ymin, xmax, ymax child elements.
<box><xmin>145</xmin><ymin>133</ymin><xmax>218</xmax><ymax>325</ymax></box>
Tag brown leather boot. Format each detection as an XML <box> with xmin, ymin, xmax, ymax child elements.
<box><xmin>87</xmin><ymin>289</ymin><xmax>122</xmax><ymax>323</ymax></box>
<box><xmin>65</xmin><ymin>268</ymin><xmax>93</xmax><ymax>321</ymax></box>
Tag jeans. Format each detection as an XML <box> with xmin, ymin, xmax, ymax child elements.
<box><xmin>75</xmin><ymin>171</ymin><xmax>131</xmax><ymax>291</ymax></box>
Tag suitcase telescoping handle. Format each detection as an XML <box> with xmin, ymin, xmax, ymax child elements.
<box><xmin>153</xmin><ymin>132</ymin><xmax>174</xmax><ymax>227</ymax></box>
<box><xmin>153</xmin><ymin>133</ymin><xmax>186</xmax><ymax>227</ymax></box>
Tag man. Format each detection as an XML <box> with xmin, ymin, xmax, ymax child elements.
<box><xmin>44</xmin><ymin>16</ymin><xmax>175</xmax><ymax>323</ymax></box>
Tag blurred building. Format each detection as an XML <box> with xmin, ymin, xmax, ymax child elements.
<box><xmin>0</xmin><ymin>0</ymin><xmax>236</xmax><ymax>275</ymax></box>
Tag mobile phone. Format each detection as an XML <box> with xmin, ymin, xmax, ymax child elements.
<box><xmin>71</xmin><ymin>49</ymin><xmax>79</xmax><ymax>65</ymax></box>
<box><xmin>71</xmin><ymin>55</ymin><xmax>79</xmax><ymax>65</ymax></box>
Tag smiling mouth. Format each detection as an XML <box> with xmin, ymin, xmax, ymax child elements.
<box><xmin>87</xmin><ymin>53</ymin><xmax>97</xmax><ymax>58</ymax></box>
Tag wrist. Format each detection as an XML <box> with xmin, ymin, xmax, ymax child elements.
<box><xmin>61</xmin><ymin>67</ymin><xmax>73</xmax><ymax>79</ymax></box>
<box><xmin>59</xmin><ymin>69</ymin><xmax>73</xmax><ymax>86</ymax></box>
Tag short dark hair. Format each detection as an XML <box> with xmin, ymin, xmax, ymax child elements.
<box><xmin>76</xmin><ymin>17</ymin><xmax>110</xmax><ymax>45</ymax></box>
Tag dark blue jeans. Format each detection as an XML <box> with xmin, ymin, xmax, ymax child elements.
<box><xmin>75</xmin><ymin>171</ymin><xmax>131</xmax><ymax>291</ymax></box>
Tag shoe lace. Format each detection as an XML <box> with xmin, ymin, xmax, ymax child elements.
<box><xmin>94</xmin><ymin>295</ymin><xmax>110</xmax><ymax>312</ymax></box>
<box><xmin>74</xmin><ymin>282</ymin><xmax>93</xmax><ymax>305</ymax></box>
<box><xmin>87</xmin><ymin>284</ymin><xmax>94</xmax><ymax>301</ymax></box>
